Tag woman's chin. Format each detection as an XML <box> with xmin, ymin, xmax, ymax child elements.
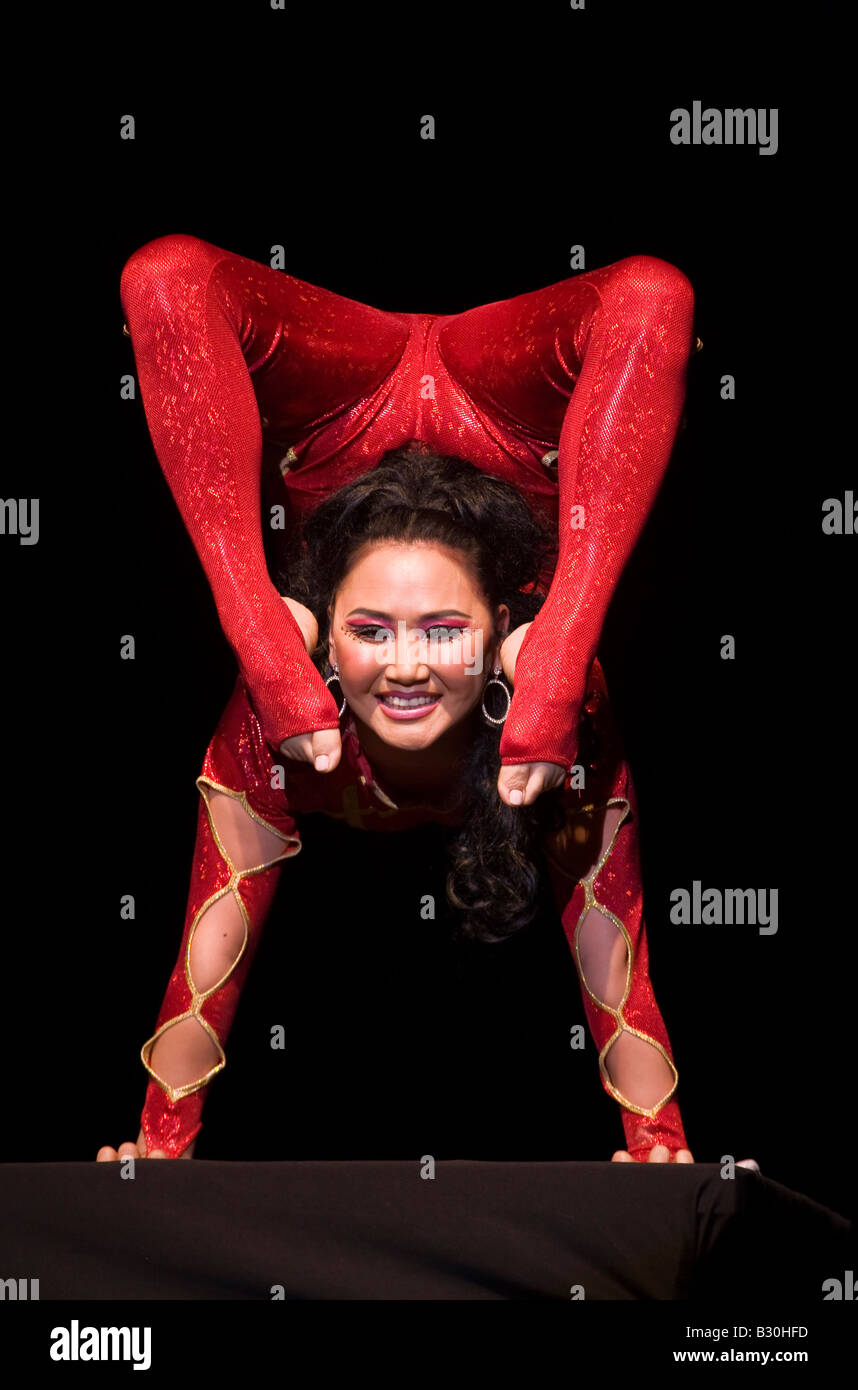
<box><xmin>372</xmin><ymin>715</ymin><xmax>445</xmax><ymax>747</ymax></box>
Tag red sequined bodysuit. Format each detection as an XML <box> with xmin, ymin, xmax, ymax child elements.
<box><xmin>120</xmin><ymin>237</ymin><xmax>694</xmax><ymax>774</ymax></box>
<box><xmin>139</xmin><ymin>660</ymin><xmax>689</xmax><ymax>1163</ymax></box>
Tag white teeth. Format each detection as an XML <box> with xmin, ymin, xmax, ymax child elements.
<box><xmin>381</xmin><ymin>695</ymin><xmax>437</xmax><ymax>708</ymax></box>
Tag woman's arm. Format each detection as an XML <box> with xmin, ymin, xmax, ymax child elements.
<box><xmin>137</xmin><ymin>776</ymin><xmax>300</xmax><ymax>1158</ymax></box>
<box><xmin>98</xmin><ymin>678</ymin><xmax>302</xmax><ymax>1160</ymax></box>
<box><xmin>541</xmin><ymin>661</ymin><xmax>690</xmax><ymax>1161</ymax></box>
<box><xmin>544</xmin><ymin>794</ymin><xmax>690</xmax><ymax>1161</ymax></box>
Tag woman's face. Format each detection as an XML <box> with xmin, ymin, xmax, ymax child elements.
<box><xmin>327</xmin><ymin>541</ymin><xmax>509</xmax><ymax>751</ymax></box>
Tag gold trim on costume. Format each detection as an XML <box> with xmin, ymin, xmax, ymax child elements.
<box><xmin>140</xmin><ymin>777</ymin><xmax>301</xmax><ymax>1102</ymax></box>
<box><xmin>553</xmin><ymin>796</ymin><xmax>680</xmax><ymax>1119</ymax></box>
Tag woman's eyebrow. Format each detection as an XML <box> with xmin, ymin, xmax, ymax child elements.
<box><xmin>345</xmin><ymin>608</ymin><xmax>472</xmax><ymax>621</ymax></box>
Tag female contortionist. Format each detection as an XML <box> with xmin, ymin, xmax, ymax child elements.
<box><xmin>116</xmin><ymin>234</ymin><xmax>697</xmax><ymax>808</ymax></box>
<box><xmin>98</xmin><ymin>445</ymin><xmax>696</xmax><ymax>1164</ymax></box>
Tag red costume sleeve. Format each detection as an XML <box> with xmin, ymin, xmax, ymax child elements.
<box><xmin>139</xmin><ymin>678</ymin><xmax>301</xmax><ymax>1157</ymax></box>
<box><xmin>543</xmin><ymin>663</ymin><xmax>689</xmax><ymax>1161</ymax></box>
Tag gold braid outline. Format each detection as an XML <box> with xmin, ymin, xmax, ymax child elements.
<box><xmin>547</xmin><ymin>796</ymin><xmax>679</xmax><ymax>1120</ymax></box>
<box><xmin>140</xmin><ymin>776</ymin><xmax>301</xmax><ymax>1102</ymax></box>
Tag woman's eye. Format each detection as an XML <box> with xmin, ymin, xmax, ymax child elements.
<box><xmin>349</xmin><ymin>625</ymin><xmax>395</xmax><ymax>642</ymax></box>
<box><xmin>347</xmin><ymin>624</ymin><xmax>468</xmax><ymax>643</ymax></box>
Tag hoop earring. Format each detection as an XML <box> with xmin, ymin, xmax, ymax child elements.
<box><xmin>325</xmin><ymin>662</ymin><xmax>347</xmax><ymax>718</ymax></box>
<box><xmin>481</xmin><ymin>664</ymin><xmax>511</xmax><ymax>725</ymax></box>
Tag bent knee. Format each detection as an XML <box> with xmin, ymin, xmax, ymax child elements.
<box><xmin>611</xmin><ymin>253</ymin><xmax>694</xmax><ymax>316</ymax></box>
<box><xmin>120</xmin><ymin>232</ymin><xmax>223</xmax><ymax>308</ymax></box>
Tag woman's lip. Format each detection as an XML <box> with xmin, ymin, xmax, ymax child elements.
<box><xmin>375</xmin><ymin>692</ymin><xmax>442</xmax><ymax>721</ymax></box>
<box><xmin>375</xmin><ymin>692</ymin><xmax>440</xmax><ymax>701</ymax></box>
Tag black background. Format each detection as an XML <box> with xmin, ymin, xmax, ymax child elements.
<box><xmin>3</xmin><ymin>9</ymin><xmax>851</xmax><ymax>1232</ymax></box>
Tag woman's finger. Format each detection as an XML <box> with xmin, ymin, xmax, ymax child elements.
<box><xmin>496</xmin><ymin>765</ymin><xmax>529</xmax><ymax>805</ymax></box>
<box><xmin>279</xmin><ymin>733</ymin><xmax>314</xmax><ymax>761</ymax></box>
<box><xmin>278</xmin><ymin>728</ymin><xmax>340</xmax><ymax>772</ymax></box>
<box><xmin>526</xmin><ymin>764</ymin><xmax>565</xmax><ymax>803</ymax></box>
<box><xmin>497</xmin><ymin>762</ymin><xmax>565</xmax><ymax>807</ymax></box>
<box><xmin>279</xmin><ymin>728</ymin><xmax>343</xmax><ymax>771</ymax></box>
<box><xmin>674</xmin><ymin>1149</ymin><xmax>695</xmax><ymax>1163</ymax></box>
<box><xmin>310</xmin><ymin>728</ymin><xmax>343</xmax><ymax>773</ymax></box>
<box><xmin>647</xmin><ymin>1145</ymin><xmax>671</xmax><ymax>1163</ymax></box>
<box><xmin>611</xmin><ymin>1150</ymin><xmax>634</xmax><ymax>1162</ymax></box>
<box><xmin>95</xmin><ymin>1145</ymin><xmax>119</xmax><ymax>1162</ymax></box>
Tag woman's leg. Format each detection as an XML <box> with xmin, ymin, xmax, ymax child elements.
<box><xmin>438</xmin><ymin>256</ymin><xmax>695</xmax><ymax>773</ymax></box>
<box><xmin>120</xmin><ymin>234</ymin><xmax>409</xmax><ymax>751</ymax></box>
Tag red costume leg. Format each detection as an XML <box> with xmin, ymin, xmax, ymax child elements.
<box><xmin>543</xmin><ymin>662</ymin><xmax>689</xmax><ymax>1160</ymax></box>
<box><xmin>120</xmin><ymin>234</ymin><xmax>410</xmax><ymax>751</ymax></box>
<box><xmin>438</xmin><ymin>255</ymin><xmax>695</xmax><ymax>771</ymax></box>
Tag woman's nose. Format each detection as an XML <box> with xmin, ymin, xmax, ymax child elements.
<box><xmin>383</xmin><ymin>630</ymin><xmax>432</xmax><ymax>679</ymax></box>
<box><xmin>384</xmin><ymin>653</ymin><xmax>431</xmax><ymax>679</ymax></box>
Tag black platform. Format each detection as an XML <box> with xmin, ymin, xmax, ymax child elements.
<box><xmin>0</xmin><ymin>1161</ymin><xmax>851</xmax><ymax>1301</ymax></box>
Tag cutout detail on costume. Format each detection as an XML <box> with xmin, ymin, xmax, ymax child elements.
<box><xmin>563</xmin><ymin>799</ymin><xmax>680</xmax><ymax>1118</ymax></box>
<box><xmin>141</xmin><ymin>780</ymin><xmax>299</xmax><ymax>1102</ymax></box>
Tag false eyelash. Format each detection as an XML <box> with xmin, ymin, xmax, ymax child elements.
<box><xmin>344</xmin><ymin>624</ymin><xmax>395</xmax><ymax>641</ymax></box>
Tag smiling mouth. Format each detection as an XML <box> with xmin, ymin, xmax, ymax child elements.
<box><xmin>376</xmin><ymin>692</ymin><xmax>441</xmax><ymax>708</ymax></box>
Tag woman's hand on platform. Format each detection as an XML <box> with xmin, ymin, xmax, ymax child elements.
<box><xmin>611</xmin><ymin>1147</ymin><xmax>761</xmax><ymax>1171</ymax></box>
<box><xmin>496</xmin><ymin>622</ymin><xmax>567</xmax><ymax>807</ymax></box>
<box><xmin>611</xmin><ymin>1145</ymin><xmax>695</xmax><ymax>1163</ymax></box>
<box><xmin>96</xmin><ymin>1128</ymin><xmax>195</xmax><ymax>1161</ymax></box>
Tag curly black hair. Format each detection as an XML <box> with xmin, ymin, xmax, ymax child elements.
<box><xmin>272</xmin><ymin>440</ymin><xmax>567</xmax><ymax>945</ymax></box>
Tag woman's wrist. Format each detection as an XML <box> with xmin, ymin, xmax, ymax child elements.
<box><xmin>141</xmin><ymin>1081</ymin><xmax>205</xmax><ymax>1159</ymax></box>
